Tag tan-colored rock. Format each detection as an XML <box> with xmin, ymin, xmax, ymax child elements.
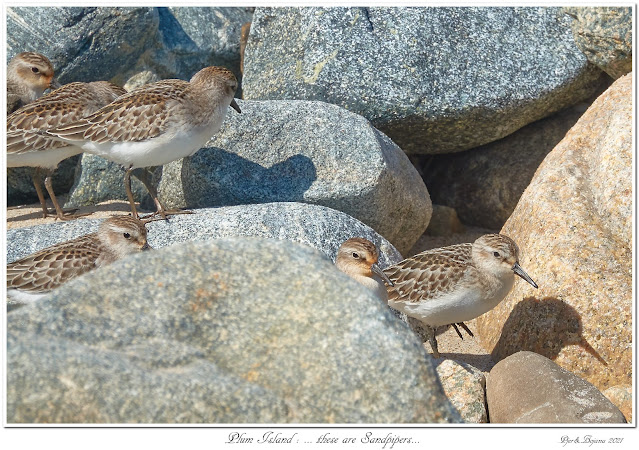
<box><xmin>436</xmin><ymin>359</ymin><xmax>487</xmax><ymax>423</ymax></box>
<box><xmin>425</xmin><ymin>204</ymin><xmax>466</xmax><ymax>236</ymax></box>
<box><xmin>473</xmin><ymin>74</ymin><xmax>632</xmax><ymax>392</ymax></box>
<box><xmin>487</xmin><ymin>351</ymin><xmax>626</xmax><ymax>423</ymax></box>
<box><xmin>602</xmin><ymin>385</ymin><xmax>632</xmax><ymax>423</ymax></box>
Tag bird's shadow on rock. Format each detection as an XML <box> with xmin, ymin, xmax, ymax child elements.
<box><xmin>180</xmin><ymin>148</ymin><xmax>317</xmax><ymax>208</ymax></box>
<box><xmin>492</xmin><ymin>296</ymin><xmax>606</xmax><ymax>366</ymax></box>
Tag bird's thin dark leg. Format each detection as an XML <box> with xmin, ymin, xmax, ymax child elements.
<box><xmin>43</xmin><ymin>169</ymin><xmax>83</xmax><ymax>221</ymax></box>
<box><xmin>452</xmin><ymin>323</ymin><xmax>464</xmax><ymax>340</ymax></box>
<box><xmin>136</xmin><ymin>167</ymin><xmax>193</xmax><ymax>220</ymax></box>
<box><xmin>457</xmin><ymin>322</ymin><xmax>474</xmax><ymax>338</ymax></box>
<box><xmin>32</xmin><ymin>168</ymin><xmax>50</xmax><ymax>218</ymax></box>
<box><xmin>124</xmin><ymin>166</ymin><xmax>140</xmax><ymax>220</ymax></box>
<box><xmin>428</xmin><ymin>326</ymin><xmax>441</xmax><ymax>359</ymax></box>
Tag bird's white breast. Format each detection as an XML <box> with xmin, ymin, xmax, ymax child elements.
<box><xmin>6</xmin><ymin>146</ymin><xmax>83</xmax><ymax>169</ymax></box>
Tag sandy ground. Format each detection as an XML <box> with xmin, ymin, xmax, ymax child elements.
<box><xmin>7</xmin><ymin>196</ymin><xmax>498</xmax><ymax>373</ymax></box>
<box><xmin>6</xmin><ymin>194</ymin><xmax>152</xmax><ymax>229</ymax></box>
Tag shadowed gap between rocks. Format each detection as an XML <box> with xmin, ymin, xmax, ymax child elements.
<box><xmin>492</xmin><ymin>297</ymin><xmax>606</xmax><ymax>366</ymax></box>
<box><xmin>181</xmin><ymin>148</ymin><xmax>317</xmax><ymax>207</ymax></box>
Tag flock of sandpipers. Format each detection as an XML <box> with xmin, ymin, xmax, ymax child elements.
<box><xmin>6</xmin><ymin>51</ymin><xmax>538</xmax><ymax>358</ymax></box>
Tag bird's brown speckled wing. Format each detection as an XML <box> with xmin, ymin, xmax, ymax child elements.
<box><xmin>47</xmin><ymin>80</ymin><xmax>189</xmax><ymax>144</ymax></box>
<box><xmin>383</xmin><ymin>243</ymin><xmax>473</xmax><ymax>304</ymax></box>
<box><xmin>7</xmin><ymin>82</ymin><xmax>126</xmax><ymax>154</ymax></box>
<box><xmin>6</xmin><ymin>234</ymin><xmax>102</xmax><ymax>293</ymax></box>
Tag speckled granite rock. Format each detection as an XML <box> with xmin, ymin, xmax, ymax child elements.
<box><xmin>242</xmin><ymin>7</ymin><xmax>607</xmax><ymax>154</ymax></box>
<box><xmin>7</xmin><ymin>203</ymin><xmax>402</xmax><ymax>268</ymax></box>
<box><xmin>7</xmin><ymin>157</ymin><xmax>80</xmax><ymax>207</ymax></box>
<box><xmin>436</xmin><ymin>359</ymin><xmax>487</xmax><ymax>423</ymax></box>
<box><xmin>6</xmin><ymin>7</ymin><xmax>251</xmax><ymax>85</ymax></box>
<box><xmin>422</xmin><ymin>103</ymin><xmax>589</xmax><ymax>229</ymax></box>
<box><xmin>7</xmin><ymin>238</ymin><xmax>461</xmax><ymax>423</ymax></box>
<box><xmin>64</xmin><ymin>155</ymin><xmax>153</xmax><ymax>210</ymax></box>
<box><xmin>487</xmin><ymin>352</ymin><xmax>626</xmax><ymax>423</ymax></box>
<box><xmin>564</xmin><ymin>7</ymin><xmax>633</xmax><ymax>79</ymax></box>
<box><xmin>602</xmin><ymin>385</ymin><xmax>632</xmax><ymax>423</ymax></box>
<box><xmin>474</xmin><ymin>74</ymin><xmax>632</xmax><ymax>392</ymax></box>
<box><xmin>155</xmin><ymin>100</ymin><xmax>431</xmax><ymax>254</ymax></box>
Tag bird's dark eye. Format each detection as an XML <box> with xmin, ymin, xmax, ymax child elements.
<box><xmin>493</xmin><ymin>251</ymin><xmax>500</xmax><ymax>258</ymax></box>
<box><xmin>352</xmin><ymin>252</ymin><xmax>359</xmax><ymax>259</ymax></box>
<box><xmin>123</xmin><ymin>232</ymin><xmax>131</xmax><ymax>239</ymax></box>
<box><xmin>31</xmin><ymin>67</ymin><xmax>39</xmax><ymax>73</ymax></box>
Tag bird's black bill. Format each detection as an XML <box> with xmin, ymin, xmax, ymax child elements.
<box><xmin>372</xmin><ymin>264</ymin><xmax>394</xmax><ymax>287</ymax></box>
<box><xmin>513</xmin><ymin>262</ymin><xmax>538</xmax><ymax>289</ymax></box>
<box><xmin>50</xmin><ymin>78</ymin><xmax>62</xmax><ymax>89</ymax></box>
<box><xmin>230</xmin><ymin>98</ymin><xmax>241</xmax><ymax>113</ymax></box>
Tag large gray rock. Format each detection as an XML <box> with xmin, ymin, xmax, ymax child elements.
<box><xmin>7</xmin><ymin>203</ymin><xmax>403</xmax><ymax>267</ymax></box>
<box><xmin>564</xmin><ymin>7</ymin><xmax>633</xmax><ymax>79</ymax></box>
<box><xmin>6</xmin><ymin>7</ymin><xmax>251</xmax><ymax>85</ymax></box>
<box><xmin>7</xmin><ymin>238</ymin><xmax>461</xmax><ymax>423</ymax></box>
<box><xmin>242</xmin><ymin>7</ymin><xmax>607</xmax><ymax>155</ymax></box>
<box><xmin>422</xmin><ymin>102</ymin><xmax>589</xmax><ymax>229</ymax></box>
<box><xmin>154</xmin><ymin>99</ymin><xmax>430</xmax><ymax>254</ymax></box>
<box><xmin>487</xmin><ymin>351</ymin><xmax>626</xmax><ymax>423</ymax></box>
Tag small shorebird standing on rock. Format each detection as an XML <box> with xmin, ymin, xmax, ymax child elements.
<box><xmin>44</xmin><ymin>66</ymin><xmax>242</xmax><ymax>220</ymax></box>
<box><xmin>7</xmin><ymin>81</ymin><xmax>127</xmax><ymax>220</ymax></box>
<box><xmin>6</xmin><ymin>215</ymin><xmax>151</xmax><ymax>306</ymax></box>
<box><xmin>7</xmin><ymin>51</ymin><xmax>60</xmax><ymax>113</ymax></box>
<box><xmin>335</xmin><ymin>237</ymin><xmax>394</xmax><ymax>302</ymax></box>
<box><xmin>383</xmin><ymin>234</ymin><xmax>538</xmax><ymax>358</ymax></box>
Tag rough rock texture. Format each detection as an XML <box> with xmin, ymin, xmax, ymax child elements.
<box><xmin>6</xmin><ymin>7</ymin><xmax>251</xmax><ymax>85</ymax></box>
<box><xmin>602</xmin><ymin>385</ymin><xmax>632</xmax><ymax>423</ymax></box>
<box><xmin>7</xmin><ymin>238</ymin><xmax>461</xmax><ymax>423</ymax></box>
<box><xmin>474</xmin><ymin>74</ymin><xmax>632</xmax><ymax>392</ymax></box>
<box><xmin>422</xmin><ymin>102</ymin><xmax>593</xmax><ymax>229</ymax></box>
<box><xmin>242</xmin><ymin>7</ymin><xmax>607</xmax><ymax>154</ymax></box>
<box><xmin>424</xmin><ymin>205</ymin><xmax>465</xmax><ymax>237</ymax></box>
<box><xmin>154</xmin><ymin>100</ymin><xmax>431</xmax><ymax>254</ymax></box>
<box><xmin>6</xmin><ymin>203</ymin><xmax>403</xmax><ymax>268</ymax></box>
<box><xmin>564</xmin><ymin>7</ymin><xmax>633</xmax><ymax>79</ymax></box>
<box><xmin>7</xmin><ymin>157</ymin><xmax>80</xmax><ymax>207</ymax></box>
<box><xmin>64</xmin><ymin>155</ymin><xmax>153</xmax><ymax>210</ymax></box>
<box><xmin>487</xmin><ymin>352</ymin><xmax>626</xmax><ymax>423</ymax></box>
<box><xmin>435</xmin><ymin>359</ymin><xmax>487</xmax><ymax>423</ymax></box>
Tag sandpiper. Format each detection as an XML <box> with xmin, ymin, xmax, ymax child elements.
<box><xmin>45</xmin><ymin>66</ymin><xmax>242</xmax><ymax>220</ymax></box>
<box><xmin>7</xmin><ymin>52</ymin><xmax>59</xmax><ymax>113</ymax></box>
<box><xmin>7</xmin><ymin>81</ymin><xmax>127</xmax><ymax>220</ymax></box>
<box><xmin>335</xmin><ymin>237</ymin><xmax>394</xmax><ymax>302</ymax></box>
<box><xmin>6</xmin><ymin>215</ymin><xmax>151</xmax><ymax>306</ymax></box>
<box><xmin>383</xmin><ymin>234</ymin><xmax>538</xmax><ymax>358</ymax></box>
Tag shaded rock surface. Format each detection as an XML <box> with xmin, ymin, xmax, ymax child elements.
<box><xmin>487</xmin><ymin>351</ymin><xmax>626</xmax><ymax>423</ymax></box>
<box><xmin>6</xmin><ymin>6</ymin><xmax>251</xmax><ymax>86</ymax></box>
<box><xmin>7</xmin><ymin>156</ymin><xmax>80</xmax><ymax>207</ymax></box>
<box><xmin>7</xmin><ymin>238</ymin><xmax>461</xmax><ymax>423</ymax></box>
<box><xmin>421</xmin><ymin>102</ymin><xmax>591</xmax><ymax>229</ymax></box>
<box><xmin>153</xmin><ymin>99</ymin><xmax>430</xmax><ymax>254</ymax></box>
<box><xmin>435</xmin><ymin>359</ymin><xmax>487</xmax><ymax>423</ymax></box>
<box><xmin>474</xmin><ymin>74</ymin><xmax>632</xmax><ymax>392</ymax></box>
<box><xmin>64</xmin><ymin>155</ymin><xmax>154</xmax><ymax>210</ymax></box>
<box><xmin>242</xmin><ymin>6</ymin><xmax>607</xmax><ymax>155</ymax></box>
<box><xmin>564</xmin><ymin>7</ymin><xmax>633</xmax><ymax>79</ymax></box>
<box><xmin>7</xmin><ymin>203</ymin><xmax>403</xmax><ymax>268</ymax></box>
